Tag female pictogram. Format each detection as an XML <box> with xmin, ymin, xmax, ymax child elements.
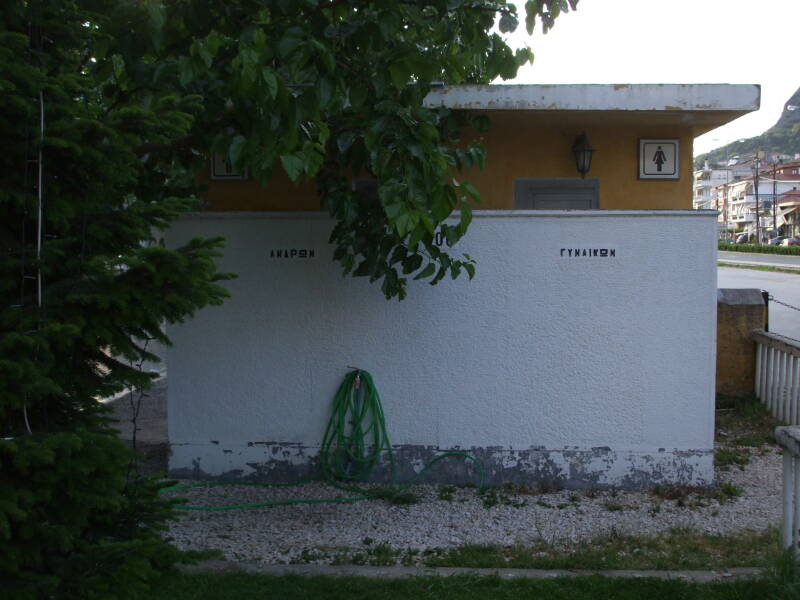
<box><xmin>652</xmin><ymin>146</ymin><xmax>667</xmax><ymax>172</ymax></box>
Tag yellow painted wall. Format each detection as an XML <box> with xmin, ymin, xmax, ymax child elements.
<box><xmin>200</xmin><ymin>111</ymin><xmax>694</xmax><ymax>211</ymax></box>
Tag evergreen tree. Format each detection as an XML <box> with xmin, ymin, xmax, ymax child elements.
<box><xmin>1</xmin><ymin>2</ymin><xmax>228</xmax><ymax>597</ymax></box>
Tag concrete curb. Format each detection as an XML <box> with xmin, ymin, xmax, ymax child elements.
<box><xmin>181</xmin><ymin>560</ymin><xmax>763</xmax><ymax>582</ymax></box>
<box><xmin>719</xmin><ymin>259</ymin><xmax>800</xmax><ymax>271</ymax></box>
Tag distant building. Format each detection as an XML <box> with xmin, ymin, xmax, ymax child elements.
<box><xmin>778</xmin><ymin>187</ymin><xmax>800</xmax><ymax>237</ymax></box>
<box><xmin>693</xmin><ymin>158</ymin><xmax>752</xmax><ymax>233</ymax></box>
<box><xmin>693</xmin><ymin>161</ymin><xmax>730</xmax><ymax>210</ymax></box>
<box><xmin>718</xmin><ymin>159</ymin><xmax>800</xmax><ymax>239</ymax></box>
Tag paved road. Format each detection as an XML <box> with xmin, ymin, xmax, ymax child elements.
<box><xmin>718</xmin><ymin>250</ymin><xmax>800</xmax><ymax>269</ymax></box>
<box><xmin>718</xmin><ymin>266</ymin><xmax>800</xmax><ymax>341</ymax></box>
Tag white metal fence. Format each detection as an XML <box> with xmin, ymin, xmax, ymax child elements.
<box><xmin>754</xmin><ymin>330</ymin><xmax>800</xmax><ymax>424</ymax></box>
<box><xmin>776</xmin><ymin>427</ymin><xmax>800</xmax><ymax>550</ymax></box>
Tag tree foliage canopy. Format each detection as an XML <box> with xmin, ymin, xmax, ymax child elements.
<box><xmin>104</xmin><ymin>0</ymin><xmax>577</xmax><ymax>299</ymax></box>
<box><xmin>0</xmin><ymin>1</ymin><xmax>575</xmax><ymax>595</ymax></box>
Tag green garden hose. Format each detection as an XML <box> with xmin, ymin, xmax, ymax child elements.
<box><xmin>162</xmin><ymin>369</ymin><xmax>485</xmax><ymax>510</ymax></box>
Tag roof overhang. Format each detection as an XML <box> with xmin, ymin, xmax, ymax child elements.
<box><xmin>424</xmin><ymin>84</ymin><xmax>761</xmax><ymax>136</ymax></box>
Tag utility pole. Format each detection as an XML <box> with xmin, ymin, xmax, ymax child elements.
<box><xmin>773</xmin><ymin>159</ymin><xmax>781</xmax><ymax>235</ymax></box>
<box><xmin>754</xmin><ymin>157</ymin><xmax>760</xmax><ymax>244</ymax></box>
<box><xmin>723</xmin><ymin>154</ymin><xmax>731</xmax><ymax>239</ymax></box>
<box><xmin>754</xmin><ymin>152</ymin><xmax>764</xmax><ymax>244</ymax></box>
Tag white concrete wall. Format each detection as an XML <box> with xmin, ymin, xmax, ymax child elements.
<box><xmin>166</xmin><ymin>210</ymin><xmax>718</xmax><ymax>487</ymax></box>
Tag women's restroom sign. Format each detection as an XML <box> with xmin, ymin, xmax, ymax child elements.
<box><xmin>638</xmin><ymin>139</ymin><xmax>679</xmax><ymax>180</ymax></box>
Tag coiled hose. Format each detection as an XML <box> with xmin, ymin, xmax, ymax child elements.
<box><xmin>162</xmin><ymin>369</ymin><xmax>485</xmax><ymax>510</ymax></box>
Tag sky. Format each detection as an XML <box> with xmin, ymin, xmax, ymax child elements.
<box><xmin>502</xmin><ymin>0</ymin><xmax>800</xmax><ymax>156</ymax></box>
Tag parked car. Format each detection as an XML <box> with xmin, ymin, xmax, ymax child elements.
<box><xmin>769</xmin><ymin>236</ymin><xmax>788</xmax><ymax>246</ymax></box>
<box><xmin>735</xmin><ymin>233</ymin><xmax>749</xmax><ymax>244</ymax></box>
<box><xmin>781</xmin><ymin>238</ymin><xmax>800</xmax><ymax>246</ymax></box>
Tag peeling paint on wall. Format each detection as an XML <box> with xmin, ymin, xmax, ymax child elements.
<box><xmin>169</xmin><ymin>442</ymin><xmax>714</xmax><ymax>489</ymax></box>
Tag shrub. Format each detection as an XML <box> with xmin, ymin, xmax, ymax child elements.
<box><xmin>0</xmin><ymin>430</ymin><xmax>189</xmax><ymax>600</ymax></box>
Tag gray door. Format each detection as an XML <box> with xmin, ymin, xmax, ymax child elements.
<box><xmin>514</xmin><ymin>178</ymin><xmax>599</xmax><ymax>209</ymax></box>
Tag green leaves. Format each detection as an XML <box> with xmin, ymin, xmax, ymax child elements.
<box><xmin>525</xmin><ymin>1</ymin><xmax>540</xmax><ymax>34</ymax></box>
<box><xmin>389</xmin><ymin>61</ymin><xmax>411</xmax><ymax>91</ymax></box>
<box><xmin>280</xmin><ymin>153</ymin><xmax>305</xmax><ymax>182</ymax></box>
<box><xmin>229</xmin><ymin>136</ymin><xmax>247</xmax><ymax>168</ymax></box>
<box><xmin>515</xmin><ymin>47</ymin><xmax>535</xmax><ymax>67</ymax></box>
<box><xmin>414</xmin><ymin>263</ymin><xmax>436</xmax><ymax>280</ymax></box>
<box><xmin>34</xmin><ymin>0</ymin><xmax>576</xmax><ymax>304</ymax></box>
<box><xmin>278</xmin><ymin>27</ymin><xmax>304</xmax><ymax>59</ymax></box>
<box><xmin>262</xmin><ymin>68</ymin><xmax>279</xmax><ymax>99</ymax></box>
<box><xmin>524</xmin><ymin>0</ymin><xmax>579</xmax><ymax>34</ymax></box>
<box><xmin>498</xmin><ymin>12</ymin><xmax>519</xmax><ymax>34</ymax></box>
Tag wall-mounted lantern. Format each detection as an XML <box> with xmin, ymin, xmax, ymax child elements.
<box><xmin>572</xmin><ymin>133</ymin><xmax>595</xmax><ymax>179</ymax></box>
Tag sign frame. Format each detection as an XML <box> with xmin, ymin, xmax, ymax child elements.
<box><xmin>638</xmin><ymin>138</ymin><xmax>680</xmax><ymax>180</ymax></box>
<box><xmin>210</xmin><ymin>153</ymin><xmax>249</xmax><ymax>181</ymax></box>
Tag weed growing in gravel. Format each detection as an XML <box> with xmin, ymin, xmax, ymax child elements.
<box><xmin>603</xmin><ymin>502</ymin><xmax>625</xmax><ymax>512</ymax></box>
<box><xmin>733</xmin><ymin>432</ymin><xmax>775</xmax><ymax>447</ymax></box>
<box><xmin>366</xmin><ymin>489</ymin><xmax>419</xmax><ymax>506</ymax></box>
<box><xmin>478</xmin><ymin>486</ymin><xmax>527</xmax><ymax>509</ymax></box>
<box><xmin>438</xmin><ymin>485</ymin><xmax>456</xmax><ymax>502</ymax></box>
<box><xmin>715</xmin><ymin>447</ymin><xmax>751</xmax><ymax>471</ymax></box>
<box><xmin>652</xmin><ymin>482</ymin><xmax>743</xmax><ymax>507</ymax></box>
<box><xmin>715</xmin><ymin>482</ymin><xmax>743</xmax><ymax>501</ymax></box>
<box><xmin>332</xmin><ymin>542</ymin><xmax>399</xmax><ymax>566</ymax></box>
<box><xmin>716</xmin><ymin>397</ymin><xmax>779</xmax><ymax>448</ymax></box>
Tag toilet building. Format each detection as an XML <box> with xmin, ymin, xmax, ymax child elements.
<box><xmin>166</xmin><ymin>83</ymin><xmax>759</xmax><ymax>487</ymax></box>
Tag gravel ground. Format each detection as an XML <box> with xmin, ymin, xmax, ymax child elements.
<box><xmin>164</xmin><ymin>447</ymin><xmax>781</xmax><ymax>565</ymax></box>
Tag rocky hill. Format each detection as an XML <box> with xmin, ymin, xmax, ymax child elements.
<box><xmin>695</xmin><ymin>86</ymin><xmax>800</xmax><ymax>167</ymax></box>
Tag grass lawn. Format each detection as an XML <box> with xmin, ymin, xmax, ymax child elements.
<box><xmin>421</xmin><ymin>528</ymin><xmax>778</xmax><ymax>571</ymax></box>
<box><xmin>150</xmin><ymin>572</ymin><xmax>772</xmax><ymax>600</ymax></box>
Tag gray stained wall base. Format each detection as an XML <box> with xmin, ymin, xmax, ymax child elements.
<box><xmin>168</xmin><ymin>443</ymin><xmax>713</xmax><ymax>490</ymax></box>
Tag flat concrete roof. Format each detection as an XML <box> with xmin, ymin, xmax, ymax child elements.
<box><xmin>424</xmin><ymin>84</ymin><xmax>761</xmax><ymax>135</ymax></box>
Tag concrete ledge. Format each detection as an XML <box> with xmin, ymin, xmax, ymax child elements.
<box><xmin>423</xmin><ymin>84</ymin><xmax>761</xmax><ymax>113</ymax></box>
<box><xmin>182</xmin><ymin>560</ymin><xmax>763</xmax><ymax>582</ymax></box>
<box><xmin>717</xmin><ymin>289</ymin><xmax>765</xmax><ymax>306</ymax></box>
